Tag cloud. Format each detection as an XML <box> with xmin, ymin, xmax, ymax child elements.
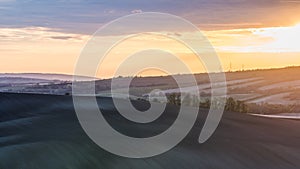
<box><xmin>104</xmin><ymin>9</ymin><xmax>116</xmax><ymax>14</ymax></box>
<box><xmin>0</xmin><ymin>27</ymin><xmax>88</xmax><ymax>42</ymax></box>
<box><xmin>131</xmin><ymin>9</ymin><xmax>143</xmax><ymax>14</ymax></box>
<box><xmin>1</xmin><ymin>0</ymin><xmax>300</xmax><ymax>34</ymax></box>
<box><xmin>49</xmin><ymin>36</ymin><xmax>75</xmax><ymax>40</ymax></box>
<box><xmin>167</xmin><ymin>32</ymin><xmax>182</xmax><ymax>37</ymax></box>
<box><xmin>203</xmin><ymin>24</ymin><xmax>300</xmax><ymax>53</ymax></box>
<box><xmin>280</xmin><ymin>0</ymin><xmax>300</xmax><ymax>3</ymax></box>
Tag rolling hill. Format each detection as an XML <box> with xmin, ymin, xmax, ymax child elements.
<box><xmin>0</xmin><ymin>93</ymin><xmax>299</xmax><ymax>169</ymax></box>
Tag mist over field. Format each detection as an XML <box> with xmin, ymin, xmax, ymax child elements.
<box><xmin>2</xmin><ymin>67</ymin><xmax>300</xmax><ymax>116</ymax></box>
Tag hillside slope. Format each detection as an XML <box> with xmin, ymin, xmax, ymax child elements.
<box><xmin>0</xmin><ymin>93</ymin><xmax>299</xmax><ymax>169</ymax></box>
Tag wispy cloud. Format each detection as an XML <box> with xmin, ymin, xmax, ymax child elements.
<box><xmin>205</xmin><ymin>24</ymin><xmax>300</xmax><ymax>53</ymax></box>
<box><xmin>0</xmin><ymin>27</ymin><xmax>88</xmax><ymax>43</ymax></box>
<box><xmin>280</xmin><ymin>0</ymin><xmax>300</xmax><ymax>3</ymax></box>
<box><xmin>131</xmin><ymin>9</ymin><xmax>143</xmax><ymax>14</ymax></box>
<box><xmin>0</xmin><ymin>26</ymin><xmax>90</xmax><ymax>73</ymax></box>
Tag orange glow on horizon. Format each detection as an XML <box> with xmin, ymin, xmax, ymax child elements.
<box><xmin>0</xmin><ymin>24</ymin><xmax>300</xmax><ymax>77</ymax></box>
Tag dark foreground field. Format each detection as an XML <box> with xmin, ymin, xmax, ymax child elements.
<box><xmin>0</xmin><ymin>93</ymin><xmax>299</xmax><ymax>169</ymax></box>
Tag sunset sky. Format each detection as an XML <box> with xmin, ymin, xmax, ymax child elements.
<box><xmin>1</xmin><ymin>0</ymin><xmax>300</xmax><ymax>77</ymax></box>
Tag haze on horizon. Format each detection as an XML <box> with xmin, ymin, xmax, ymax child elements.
<box><xmin>1</xmin><ymin>0</ymin><xmax>300</xmax><ymax>78</ymax></box>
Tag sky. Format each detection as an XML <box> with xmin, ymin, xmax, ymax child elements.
<box><xmin>1</xmin><ymin>0</ymin><xmax>300</xmax><ymax>77</ymax></box>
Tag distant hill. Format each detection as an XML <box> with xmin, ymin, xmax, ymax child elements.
<box><xmin>0</xmin><ymin>73</ymin><xmax>98</xmax><ymax>81</ymax></box>
<box><xmin>0</xmin><ymin>77</ymin><xmax>52</xmax><ymax>84</ymax></box>
<box><xmin>1</xmin><ymin>66</ymin><xmax>300</xmax><ymax>111</ymax></box>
